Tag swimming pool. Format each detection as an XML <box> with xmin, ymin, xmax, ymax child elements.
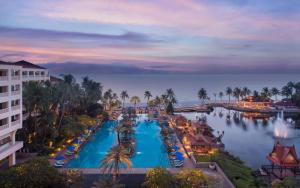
<box><xmin>65</xmin><ymin>114</ymin><xmax>170</xmax><ymax>168</ymax></box>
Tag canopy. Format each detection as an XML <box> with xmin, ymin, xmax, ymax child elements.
<box><xmin>55</xmin><ymin>155</ymin><xmax>65</xmax><ymax>160</ymax></box>
<box><xmin>67</xmin><ymin>145</ymin><xmax>76</xmax><ymax>151</ymax></box>
<box><xmin>174</xmin><ymin>152</ymin><xmax>183</xmax><ymax>158</ymax></box>
<box><xmin>172</xmin><ymin>145</ymin><xmax>180</xmax><ymax>151</ymax></box>
<box><xmin>176</xmin><ymin>155</ymin><xmax>184</xmax><ymax>161</ymax></box>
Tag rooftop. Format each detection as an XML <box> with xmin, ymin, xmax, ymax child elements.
<box><xmin>14</xmin><ymin>60</ymin><xmax>46</xmax><ymax>69</ymax></box>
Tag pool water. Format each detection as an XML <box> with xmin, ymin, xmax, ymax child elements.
<box><xmin>66</xmin><ymin>114</ymin><xmax>170</xmax><ymax>168</ymax></box>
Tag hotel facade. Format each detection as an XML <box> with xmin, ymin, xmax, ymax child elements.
<box><xmin>0</xmin><ymin>61</ymin><xmax>49</xmax><ymax>166</ymax></box>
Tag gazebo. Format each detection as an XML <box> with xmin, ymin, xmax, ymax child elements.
<box><xmin>266</xmin><ymin>142</ymin><xmax>300</xmax><ymax>178</ymax></box>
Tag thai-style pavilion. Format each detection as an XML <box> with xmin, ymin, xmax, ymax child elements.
<box><xmin>266</xmin><ymin>142</ymin><xmax>300</xmax><ymax>178</ymax></box>
<box><xmin>238</xmin><ymin>96</ymin><xmax>273</xmax><ymax>109</ymax></box>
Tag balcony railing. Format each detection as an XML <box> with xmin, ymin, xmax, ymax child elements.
<box><xmin>0</xmin><ymin>108</ymin><xmax>9</xmax><ymax>114</ymax></box>
<box><xmin>11</xmin><ymin>105</ymin><xmax>20</xmax><ymax>111</ymax></box>
<box><xmin>11</xmin><ymin>75</ymin><xmax>21</xmax><ymax>80</ymax></box>
<box><xmin>11</xmin><ymin>119</ymin><xmax>20</xmax><ymax>126</ymax></box>
<box><xmin>0</xmin><ymin>76</ymin><xmax>8</xmax><ymax>81</ymax></box>
<box><xmin>0</xmin><ymin>92</ymin><xmax>9</xmax><ymax>97</ymax></box>
<box><xmin>0</xmin><ymin>124</ymin><xmax>9</xmax><ymax>131</ymax></box>
<box><xmin>11</xmin><ymin>90</ymin><xmax>21</xmax><ymax>95</ymax></box>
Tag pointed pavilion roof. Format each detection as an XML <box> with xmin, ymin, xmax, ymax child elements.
<box><xmin>267</xmin><ymin>142</ymin><xmax>300</xmax><ymax>167</ymax></box>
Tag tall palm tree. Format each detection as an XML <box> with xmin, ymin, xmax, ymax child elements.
<box><xmin>144</xmin><ymin>90</ymin><xmax>152</xmax><ymax>106</ymax></box>
<box><xmin>261</xmin><ymin>87</ymin><xmax>271</xmax><ymax>99</ymax></box>
<box><xmin>130</xmin><ymin>96</ymin><xmax>141</xmax><ymax>109</ymax></box>
<box><xmin>271</xmin><ymin>87</ymin><xmax>280</xmax><ymax>101</ymax></box>
<box><xmin>233</xmin><ymin>87</ymin><xmax>241</xmax><ymax>101</ymax></box>
<box><xmin>166</xmin><ymin>89</ymin><xmax>177</xmax><ymax>104</ymax></box>
<box><xmin>226</xmin><ymin>87</ymin><xmax>233</xmax><ymax>103</ymax></box>
<box><xmin>281</xmin><ymin>85</ymin><xmax>293</xmax><ymax>99</ymax></box>
<box><xmin>100</xmin><ymin>145</ymin><xmax>132</xmax><ymax>181</ymax></box>
<box><xmin>219</xmin><ymin>92</ymin><xmax>224</xmax><ymax>102</ymax></box>
<box><xmin>213</xmin><ymin>93</ymin><xmax>217</xmax><ymax>103</ymax></box>
<box><xmin>120</xmin><ymin>90</ymin><xmax>129</xmax><ymax>109</ymax></box>
<box><xmin>242</xmin><ymin>87</ymin><xmax>251</xmax><ymax>99</ymax></box>
<box><xmin>198</xmin><ymin>88</ymin><xmax>207</xmax><ymax>104</ymax></box>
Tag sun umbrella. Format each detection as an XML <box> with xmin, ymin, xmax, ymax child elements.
<box><xmin>172</xmin><ymin>145</ymin><xmax>180</xmax><ymax>151</ymax></box>
<box><xmin>67</xmin><ymin>145</ymin><xmax>75</xmax><ymax>151</ymax></box>
<box><xmin>176</xmin><ymin>155</ymin><xmax>184</xmax><ymax>161</ymax></box>
<box><xmin>55</xmin><ymin>155</ymin><xmax>65</xmax><ymax>160</ymax></box>
<box><xmin>174</xmin><ymin>152</ymin><xmax>183</xmax><ymax>157</ymax></box>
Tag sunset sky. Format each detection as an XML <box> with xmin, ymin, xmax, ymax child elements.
<box><xmin>0</xmin><ymin>0</ymin><xmax>300</xmax><ymax>73</ymax></box>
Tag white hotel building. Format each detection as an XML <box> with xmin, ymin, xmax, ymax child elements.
<box><xmin>0</xmin><ymin>60</ymin><xmax>49</xmax><ymax>166</ymax></box>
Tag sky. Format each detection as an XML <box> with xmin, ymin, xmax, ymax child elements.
<box><xmin>0</xmin><ymin>0</ymin><xmax>300</xmax><ymax>73</ymax></box>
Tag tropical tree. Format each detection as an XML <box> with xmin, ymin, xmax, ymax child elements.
<box><xmin>219</xmin><ymin>92</ymin><xmax>224</xmax><ymax>102</ymax></box>
<box><xmin>175</xmin><ymin>169</ymin><xmax>217</xmax><ymax>188</ymax></box>
<box><xmin>100</xmin><ymin>145</ymin><xmax>132</xmax><ymax>181</ymax></box>
<box><xmin>261</xmin><ymin>87</ymin><xmax>271</xmax><ymax>99</ymax></box>
<box><xmin>198</xmin><ymin>88</ymin><xmax>207</xmax><ymax>104</ymax></box>
<box><xmin>130</xmin><ymin>96</ymin><xmax>141</xmax><ymax>109</ymax></box>
<box><xmin>213</xmin><ymin>93</ymin><xmax>217</xmax><ymax>102</ymax></box>
<box><xmin>144</xmin><ymin>90</ymin><xmax>152</xmax><ymax>106</ymax></box>
<box><xmin>233</xmin><ymin>87</ymin><xmax>241</xmax><ymax>101</ymax></box>
<box><xmin>226</xmin><ymin>87</ymin><xmax>233</xmax><ymax>103</ymax></box>
<box><xmin>242</xmin><ymin>87</ymin><xmax>251</xmax><ymax>99</ymax></box>
<box><xmin>166</xmin><ymin>88</ymin><xmax>177</xmax><ymax>104</ymax></box>
<box><xmin>120</xmin><ymin>90</ymin><xmax>129</xmax><ymax>109</ymax></box>
<box><xmin>282</xmin><ymin>85</ymin><xmax>293</xmax><ymax>99</ymax></box>
<box><xmin>271</xmin><ymin>87</ymin><xmax>280</xmax><ymax>101</ymax></box>
<box><xmin>143</xmin><ymin>167</ymin><xmax>174</xmax><ymax>188</ymax></box>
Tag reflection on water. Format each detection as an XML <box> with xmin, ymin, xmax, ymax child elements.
<box><xmin>179</xmin><ymin>107</ymin><xmax>300</xmax><ymax>168</ymax></box>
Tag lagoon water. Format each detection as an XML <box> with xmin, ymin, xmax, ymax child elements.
<box><xmin>179</xmin><ymin>108</ymin><xmax>300</xmax><ymax>168</ymax></box>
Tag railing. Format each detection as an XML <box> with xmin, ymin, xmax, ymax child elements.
<box><xmin>0</xmin><ymin>76</ymin><xmax>8</xmax><ymax>81</ymax></box>
<box><xmin>0</xmin><ymin>92</ymin><xmax>9</xmax><ymax>97</ymax></box>
<box><xmin>11</xmin><ymin>90</ymin><xmax>21</xmax><ymax>95</ymax></box>
<box><xmin>0</xmin><ymin>108</ymin><xmax>9</xmax><ymax>114</ymax></box>
<box><xmin>11</xmin><ymin>75</ymin><xmax>21</xmax><ymax>80</ymax></box>
<box><xmin>11</xmin><ymin>119</ymin><xmax>20</xmax><ymax>126</ymax></box>
<box><xmin>0</xmin><ymin>124</ymin><xmax>9</xmax><ymax>130</ymax></box>
<box><xmin>11</xmin><ymin>105</ymin><xmax>20</xmax><ymax>111</ymax></box>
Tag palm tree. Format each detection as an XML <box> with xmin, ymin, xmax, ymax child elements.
<box><xmin>219</xmin><ymin>92</ymin><xmax>224</xmax><ymax>102</ymax></box>
<box><xmin>233</xmin><ymin>87</ymin><xmax>241</xmax><ymax>101</ymax></box>
<box><xmin>213</xmin><ymin>93</ymin><xmax>217</xmax><ymax>103</ymax></box>
<box><xmin>261</xmin><ymin>87</ymin><xmax>271</xmax><ymax>99</ymax></box>
<box><xmin>120</xmin><ymin>90</ymin><xmax>129</xmax><ymax>109</ymax></box>
<box><xmin>281</xmin><ymin>85</ymin><xmax>293</xmax><ymax>99</ymax></box>
<box><xmin>100</xmin><ymin>145</ymin><xmax>132</xmax><ymax>181</ymax></box>
<box><xmin>226</xmin><ymin>87</ymin><xmax>233</xmax><ymax>103</ymax></box>
<box><xmin>130</xmin><ymin>96</ymin><xmax>141</xmax><ymax>109</ymax></box>
<box><xmin>271</xmin><ymin>87</ymin><xmax>280</xmax><ymax>101</ymax></box>
<box><xmin>144</xmin><ymin>90</ymin><xmax>152</xmax><ymax>106</ymax></box>
<box><xmin>166</xmin><ymin>89</ymin><xmax>177</xmax><ymax>104</ymax></box>
<box><xmin>198</xmin><ymin>88</ymin><xmax>207</xmax><ymax>104</ymax></box>
<box><xmin>242</xmin><ymin>87</ymin><xmax>251</xmax><ymax>99</ymax></box>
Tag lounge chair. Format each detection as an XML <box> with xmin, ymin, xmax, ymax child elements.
<box><xmin>56</xmin><ymin>160</ymin><xmax>65</xmax><ymax>165</ymax></box>
<box><xmin>54</xmin><ymin>162</ymin><xmax>64</xmax><ymax>167</ymax></box>
<box><xmin>65</xmin><ymin>150</ymin><xmax>74</xmax><ymax>156</ymax></box>
<box><xmin>174</xmin><ymin>161</ymin><xmax>184</xmax><ymax>168</ymax></box>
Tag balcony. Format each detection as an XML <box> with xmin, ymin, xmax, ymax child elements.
<box><xmin>0</xmin><ymin>141</ymin><xmax>23</xmax><ymax>161</ymax></box>
<box><xmin>0</xmin><ymin>76</ymin><xmax>8</xmax><ymax>81</ymax></box>
<box><xmin>11</xmin><ymin>90</ymin><xmax>21</xmax><ymax>96</ymax></box>
<box><xmin>11</xmin><ymin>105</ymin><xmax>20</xmax><ymax>111</ymax></box>
<box><xmin>11</xmin><ymin>75</ymin><xmax>21</xmax><ymax>80</ymax></box>
<box><xmin>0</xmin><ymin>123</ymin><xmax>9</xmax><ymax>131</ymax></box>
<box><xmin>0</xmin><ymin>108</ymin><xmax>9</xmax><ymax>114</ymax></box>
<box><xmin>11</xmin><ymin>119</ymin><xmax>20</xmax><ymax>126</ymax></box>
<box><xmin>0</xmin><ymin>92</ymin><xmax>9</xmax><ymax>97</ymax></box>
